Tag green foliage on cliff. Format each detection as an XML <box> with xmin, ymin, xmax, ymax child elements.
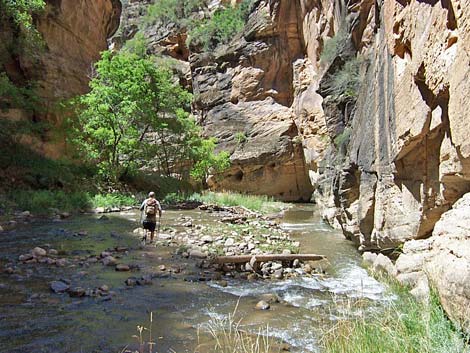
<box><xmin>323</xmin><ymin>58</ymin><xmax>361</xmax><ymax>98</ymax></box>
<box><xmin>144</xmin><ymin>0</ymin><xmax>207</xmax><ymax>28</ymax></box>
<box><xmin>0</xmin><ymin>0</ymin><xmax>45</xmax><ymax>30</ymax></box>
<box><xmin>188</xmin><ymin>0</ymin><xmax>253</xmax><ymax>51</ymax></box>
<box><xmin>144</xmin><ymin>0</ymin><xmax>253</xmax><ymax>51</ymax></box>
<box><xmin>69</xmin><ymin>50</ymin><xmax>229</xmax><ymax>183</ymax></box>
<box><xmin>320</xmin><ymin>29</ymin><xmax>350</xmax><ymax>65</ymax></box>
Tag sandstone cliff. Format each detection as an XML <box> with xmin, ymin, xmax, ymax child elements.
<box><xmin>122</xmin><ymin>0</ymin><xmax>470</xmax><ymax>331</ymax></box>
<box><xmin>0</xmin><ymin>0</ymin><xmax>121</xmax><ymax>158</ymax></box>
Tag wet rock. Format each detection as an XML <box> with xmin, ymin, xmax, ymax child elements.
<box><xmin>189</xmin><ymin>250</ymin><xmax>207</xmax><ymax>259</ymax></box>
<box><xmin>48</xmin><ymin>249</ymin><xmax>59</xmax><ymax>256</ymax></box>
<box><xmin>77</xmin><ymin>231</ymin><xmax>88</xmax><ymax>236</ymax></box>
<box><xmin>95</xmin><ymin>207</ymin><xmax>105</xmax><ymax>213</ymax></box>
<box><xmin>282</xmin><ymin>249</ymin><xmax>292</xmax><ymax>255</ymax></box>
<box><xmin>181</xmin><ymin>220</ymin><xmax>193</xmax><ymax>227</ymax></box>
<box><xmin>115</xmin><ymin>246</ymin><xmax>128</xmax><ymax>252</ymax></box>
<box><xmin>136</xmin><ymin>276</ymin><xmax>153</xmax><ymax>285</ymax></box>
<box><xmin>50</xmin><ymin>281</ymin><xmax>70</xmax><ymax>293</ymax></box>
<box><xmin>125</xmin><ymin>277</ymin><xmax>137</xmax><ymax>286</ymax></box>
<box><xmin>32</xmin><ymin>247</ymin><xmax>47</xmax><ymax>257</ymax></box>
<box><xmin>159</xmin><ymin>265</ymin><xmax>166</xmax><ymax>271</ymax></box>
<box><xmin>255</xmin><ymin>300</ymin><xmax>270</xmax><ymax>310</ymax></box>
<box><xmin>100</xmin><ymin>251</ymin><xmax>112</xmax><ymax>258</ymax></box>
<box><xmin>247</xmin><ymin>273</ymin><xmax>257</xmax><ymax>281</ymax></box>
<box><xmin>59</xmin><ymin>212</ymin><xmax>71</xmax><ymax>219</ymax></box>
<box><xmin>98</xmin><ymin>215</ymin><xmax>109</xmax><ymax>221</ymax></box>
<box><xmin>292</xmin><ymin>259</ymin><xmax>300</xmax><ymax>268</ymax></box>
<box><xmin>4</xmin><ymin>267</ymin><xmax>14</xmax><ymax>274</ymax></box>
<box><xmin>68</xmin><ymin>287</ymin><xmax>86</xmax><ymax>297</ymax></box>
<box><xmin>303</xmin><ymin>264</ymin><xmax>313</xmax><ymax>274</ymax></box>
<box><xmin>55</xmin><ymin>259</ymin><xmax>68</xmax><ymax>267</ymax></box>
<box><xmin>102</xmin><ymin>256</ymin><xmax>118</xmax><ymax>266</ymax></box>
<box><xmin>259</xmin><ymin>293</ymin><xmax>280</xmax><ymax>304</ymax></box>
<box><xmin>100</xmin><ymin>295</ymin><xmax>112</xmax><ymax>302</ymax></box>
<box><xmin>115</xmin><ymin>264</ymin><xmax>130</xmax><ymax>272</ymax></box>
<box><xmin>99</xmin><ymin>284</ymin><xmax>109</xmax><ymax>292</ymax></box>
<box><xmin>273</xmin><ymin>269</ymin><xmax>284</xmax><ymax>280</ymax></box>
<box><xmin>18</xmin><ymin>254</ymin><xmax>34</xmax><ymax>262</ymax></box>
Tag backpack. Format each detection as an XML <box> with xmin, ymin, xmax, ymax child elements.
<box><xmin>145</xmin><ymin>199</ymin><xmax>157</xmax><ymax>216</ymax></box>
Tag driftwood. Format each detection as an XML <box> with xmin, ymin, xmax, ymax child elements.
<box><xmin>213</xmin><ymin>254</ymin><xmax>326</xmax><ymax>264</ymax></box>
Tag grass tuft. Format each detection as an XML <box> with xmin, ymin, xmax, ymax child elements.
<box><xmin>196</xmin><ymin>191</ymin><xmax>286</xmax><ymax>213</ymax></box>
<box><xmin>321</xmin><ymin>275</ymin><xmax>470</xmax><ymax>353</ymax></box>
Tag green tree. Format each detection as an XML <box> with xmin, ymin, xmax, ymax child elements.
<box><xmin>70</xmin><ymin>50</ymin><xmax>230</xmax><ymax>184</ymax></box>
<box><xmin>70</xmin><ymin>51</ymin><xmax>191</xmax><ymax>180</ymax></box>
<box><xmin>190</xmin><ymin>138</ymin><xmax>230</xmax><ymax>183</ymax></box>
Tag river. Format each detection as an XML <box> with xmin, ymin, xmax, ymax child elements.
<box><xmin>0</xmin><ymin>204</ymin><xmax>392</xmax><ymax>353</ymax></box>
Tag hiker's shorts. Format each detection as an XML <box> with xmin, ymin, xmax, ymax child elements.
<box><xmin>143</xmin><ymin>221</ymin><xmax>156</xmax><ymax>232</ymax></box>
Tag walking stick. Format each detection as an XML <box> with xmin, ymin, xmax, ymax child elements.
<box><xmin>139</xmin><ymin>210</ymin><xmax>147</xmax><ymax>245</ymax></box>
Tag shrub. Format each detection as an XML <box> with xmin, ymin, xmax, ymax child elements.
<box><xmin>187</xmin><ymin>0</ymin><xmax>253</xmax><ymax>51</ymax></box>
<box><xmin>320</xmin><ymin>29</ymin><xmax>350</xmax><ymax>65</ymax></box>
<box><xmin>235</xmin><ymin>132</ymin><xmax>247</xmax><ymax>144</ymax></box>
<box><xmin>8</xmin><ymin>190</ymin><xmax>91</xmax><ymax>214</ymax></box>
<box><xmin>323</xmin><ymin>58</ymin><xmax>361</xmax><ymax>98</ymax></box>
<box><xmin>91</xmin><ymin>193</ymin><xmax>137</xmax><ymax>208</ymax></box>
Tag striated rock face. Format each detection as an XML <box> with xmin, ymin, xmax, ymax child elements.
<box><xmin>189</xmin><ymin>0</ymin><xmax>316</xmax><ymax>201</ymax></box>
<box><xmin>0</xmin><ymin>0</ymin><xmax>121</xmax><ymax>157</ymax></box>
<box><xmin>314</xmin><ymin>0</ymin><xmax>470</xmax><ymax>251</ymax></box>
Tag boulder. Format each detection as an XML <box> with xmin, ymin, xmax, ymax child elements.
<box><xmin>18</xmin><ymin>254</ymin><xmax>34</xmax><ymax>262</ymax></box>
<box><xmin>362</xmin><ymin>252</ymin><xmax>378</xmax><ymax>267</ymax></box>
<box><xmin>102</xmin><ymin>256</ymin><xmax>118</xmax><ymax>266</ymax></box>
<box><xmin>372</xmin><ymin>254</ymin><xmax>396</xmax><ymax>277</ymax></box>
<box><xmin>32</xmin><ymin>247</ymin><xmax>47</xmax><ymax>257</ymax></box>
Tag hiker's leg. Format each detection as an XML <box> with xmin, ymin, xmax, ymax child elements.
<box><xmin>150</xmin><ymin>230</ymin><xmax>155</xmax><ymax>242</ymax></box>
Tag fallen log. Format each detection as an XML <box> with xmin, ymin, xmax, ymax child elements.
<box><xmin>213</xmin><ymin>254</ymin><xmax>326</xmax><ymax>264</ymax></box>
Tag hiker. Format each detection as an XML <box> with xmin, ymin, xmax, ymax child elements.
<box><xmin>140</xmin><ymin>191</ymin><xmax>162</xmax><ymax>243</ymax></box>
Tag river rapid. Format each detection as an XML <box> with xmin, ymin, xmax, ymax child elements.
<box><xmin>0</xmin><ymin>204</ymin><xmax>392</xmax><ymax>353</ymax></box>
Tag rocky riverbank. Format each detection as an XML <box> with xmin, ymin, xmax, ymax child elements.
<box><xmin>2</xmin><ymin>203</ymin><xmax>329</xmax><ymax>308</ymax></box>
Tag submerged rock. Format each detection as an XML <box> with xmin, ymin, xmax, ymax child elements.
<box><xmin>115</xmin><ymin>264</ymin><xmax>130</xmax><ymax>272</ymax></box>
<box><xmin>255</xmin><ymin>300</ymin><xmax>270</xmax><ymax>310</ymax></box>
<box><xmin>68</xmin><ymin>287</ymin><xmax>86</xmax><ymax>297</ymax></box>
<box><xmin>50</xmin><ymin>281</ymin><xmax>70</xmax><ymax>293</ymax></box>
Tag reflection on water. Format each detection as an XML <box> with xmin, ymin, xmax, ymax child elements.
<box><xmin>0</xmin><ymin>204</ymin><xmax>392</xmax><ymax>353</ymax></box>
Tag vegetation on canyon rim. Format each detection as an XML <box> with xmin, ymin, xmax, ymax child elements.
<box><xmin>144</xmin><ymin>0</ymin><xmax>253</xmax><ymax>51</ymax></box>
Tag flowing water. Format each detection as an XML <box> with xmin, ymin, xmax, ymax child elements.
<box><xmin>0</xmin><ymin>204</ymin><xmax>392</xmax><ymax>353</ymax></box>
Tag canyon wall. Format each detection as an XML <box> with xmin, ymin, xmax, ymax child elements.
<box><xmin>0</xmin><ymin>0</ymin><xmax>121</xmax><ymax>157</ymax></box>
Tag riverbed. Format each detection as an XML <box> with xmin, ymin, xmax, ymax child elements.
<box><xmin>0</xmin><ymin>204</ymin><xmax>392</xmax><ymax>353</ymax></box>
